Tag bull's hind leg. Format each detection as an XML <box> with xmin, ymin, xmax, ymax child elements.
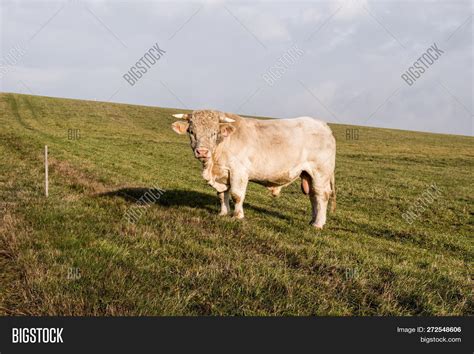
<box><xmin>309</xmin><ymin>173</ymin><xmax>332</xmax><ymax>229</ymax></box>
<box><xmin>217</xmin><ymin>191</ymin><xmax>231</xmax><ymax>216</ymax></box>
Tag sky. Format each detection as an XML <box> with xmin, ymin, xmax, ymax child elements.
<box><xmin>1</xmin><ymin>0</ymin><xmax>472</xmax><ymax>135</ymax></box>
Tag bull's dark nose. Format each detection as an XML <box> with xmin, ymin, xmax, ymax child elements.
<box><xmin>195</xmin><ymin>148</ymin><xmax>209</xmax><ymax>158</ymax></box>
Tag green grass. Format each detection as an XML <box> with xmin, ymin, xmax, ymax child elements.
<box><xmin>0</xmin><ymin>92</ymin><xmax>472</xmax><ymax>315</ymax></box>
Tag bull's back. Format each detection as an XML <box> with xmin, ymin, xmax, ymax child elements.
<box><xmin>229</xmin><ymin>117</ymin><xmax>334</xmax><ymax>183</ymax></box>
<box><xmin>245</xmin><ymin>116</ymin><xmax>333</xmax><ymax>156</ymax></box>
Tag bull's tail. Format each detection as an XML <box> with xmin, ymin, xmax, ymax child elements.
<box><xmin>330</xmin><ymin>172</ymin><xmax>336</xmax><ymax>213</ymax></box>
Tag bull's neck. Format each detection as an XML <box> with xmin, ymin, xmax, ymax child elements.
<box><xmin>206</xmin><ymin>141</ymin><xmax>225</xmax><ymax>166</ymax></box>
<box><xmin>201</xmin><ymin>142</ymin><xmax>225</xmax><ymax>182</ymax></box>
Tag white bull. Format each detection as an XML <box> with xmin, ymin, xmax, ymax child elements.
<box><xmin>172</xmin><ymin>110</ymin><xmax>336</xmax><ymax>229</ymax></box>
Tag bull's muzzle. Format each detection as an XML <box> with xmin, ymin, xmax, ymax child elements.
<box><xmin>195</xmin><ymin>147</ymin><xmax>210</xmax><ymax>160</ymax></box>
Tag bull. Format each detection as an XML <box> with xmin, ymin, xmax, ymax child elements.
<box><xmin>171</xmin><ymin>110</ymin><xmax>336</xmax><ymax>229</ymax></box>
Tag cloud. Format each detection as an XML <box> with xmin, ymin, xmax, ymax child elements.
<box><xmin>332</xmin><ymin>0</ymin><xmax>369</xmax><ymax>21</ymax></box>
<box><xmin>223</xmin><ymin>5</ymin><xmax>291</xmax><ymax>42</ymax></box>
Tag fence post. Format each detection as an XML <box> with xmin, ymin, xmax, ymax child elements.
<box><xmin>45</xmin><ymin>145</ymin><xmax>49</xmax><ymax>197</ymax></box>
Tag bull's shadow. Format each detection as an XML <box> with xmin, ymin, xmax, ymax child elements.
<box><xmin>100</xmin><ymin>188</ymin><xmax>216</xmax><ymax>213</ymax></box>
<box><xmin>99</xmin><ymin>187</ymin><xmax>290</xmax><ymax>220</ymax></box>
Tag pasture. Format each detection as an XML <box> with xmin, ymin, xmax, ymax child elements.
<box><xmin>0</xmin><ymin>92</ymin><xmax>472</xmax><ymax>315</ymax></box>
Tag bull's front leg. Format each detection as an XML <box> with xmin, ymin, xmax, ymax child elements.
<box><xmin>230</xmin><ymin>174</ymin><xmax>248</xmax><ymax>219</ymax></box>
<box><xmin>217</xmin><ymin>191</ymin><xmax>231</xmax><ymax>216</ymax></box>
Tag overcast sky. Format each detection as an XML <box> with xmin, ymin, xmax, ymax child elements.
<box><xmin>1</xmin><ymin>0</ymin><xmax>472</xmax><ymax>135</ymax></box>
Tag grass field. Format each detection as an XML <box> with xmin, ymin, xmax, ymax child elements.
<box><xmin>0</xmin><ymin>92</ymin><xmax>472</xmax><ymax>316</ymax></box>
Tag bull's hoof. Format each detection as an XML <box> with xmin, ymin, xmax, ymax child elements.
<box><xmin>233</xmin><ymin>212</ymin><xmax>244</xmax><ymax>220</ymax></box>
<box><xmin>310</xmin><ymin>222</ymin><xmax>324</xmax><ymax>230</ymax></box>
<box><xmin>218</xmin><ymin>211</ymin><xmax>229</xmax><ymax>216</ymax></box>
<box><xmin>268</xmin><ymin>186</ymin><xmax>282</xmax><ymax>197</ymax></box>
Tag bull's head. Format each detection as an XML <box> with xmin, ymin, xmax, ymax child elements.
<box><xmin>171</xmin><ymin>110</ymin><xmax>236</xmax><ymax>162</ymax></box>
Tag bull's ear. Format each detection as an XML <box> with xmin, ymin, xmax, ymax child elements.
<box><xmin>219</xmin><ymin>123</ymin><xmax>235</xmax><ymax>138</ymax></box>
<box><xmin>171</xmin><ymin>121</ymin><xmax>189</xmax><ymax>135</ymax></box>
